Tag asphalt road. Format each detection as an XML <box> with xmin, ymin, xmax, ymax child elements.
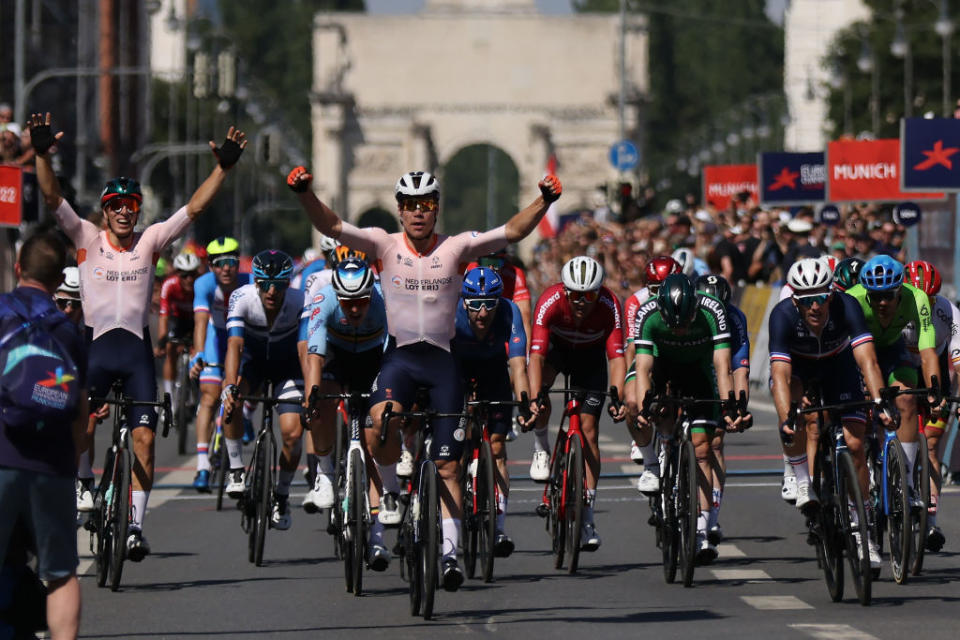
<box><xmin>75</xmin><ymin>392</ymin><xmax>960</xmax><ymax>640</ymax></box>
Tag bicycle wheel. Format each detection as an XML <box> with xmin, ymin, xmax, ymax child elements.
<box><xmin>678</xmin><ymin>439</ymin><xmax>698</xmax><ymax>588</ymax></box>
<box><xmin>94</xmin><ymin>449</ymin><xmax>115</xmax><ymax>588</ymax></box>
<box><xmin>811</xmin><ymin>449</ymin><xmax>843</xmax><ymax>602</ymax></box>
<box><xmin>349</xmin><ymin>449</ymin><xmax>366</xmax><ymax>596</ymax></box>
<box><xmin>175</xmin><ymin>361</ymin><xmax>190</xmax><ymax>455</ymax></box>
<box><xmin>420</xmin><ymin>460</ymin><xmax>440</xmax><ymax>620</ymax></box>
<box><xmin>331</xmin><ymin>410</ymin><xmax>348</xmax><ymax>556</ymax></box>
<box><xmin>838</xmin><ymin>450</ymin><xmax>871</xmax><ymax>606</ymax></box>
<box><xmin>213</xmin><ymin>431</ymin><xmax>228</xmax><ymax>511</ymax></box>
<box><xmin>109</xmin><ymin>447</ymin><xmax>131</xmax><ymax>592</ymax></box>
<box><xmin>549</xmin><ymin>443</ymin><xmax>566</xmax><ymax>570</ymax></box>
<box><xmin>246</xmin><ymin>439</ymin><xmax>260</xmax><ymax>564</ymax></box>
<box><xmin>462</xmin><ymin>453</ymin><xmax>478</xmax><ymax>579</ymax></box>
<box><xmin>406</xmin><ymin>499</ymin><xmax>422</xmax><ymax>615</ymax></box>
<box><xmin>660</xmin><ymin>443</ymin><xmax>679</xmax><ymax>584</ymax></box>
<box><xmin>565</xmin><ymin>436</ymin><xmax>584</xmax><ymax>575</ymax></box>
<box><xmin>910</xmin><ymin>432</ymin><xmax>930</xmax><ymax>576</ymax></box>
<box><xmin>885</xmin><ymin>438</ymin><xmax>911</xmax><ymax>584</ymax></box>
<box><xmin>478</xmin><ymin>440</ymin><xmax>497</xmax><ymax>582</ymax></box>
<box><xmin>254</xmin><ymin>437</ymin><xmax>273</xmax><ymax>567</ymax></box>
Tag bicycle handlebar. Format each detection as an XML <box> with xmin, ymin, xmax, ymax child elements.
<box><xmin>89</xmin><ymin>390</ymin><xmax>173</xmax><ymax>438</ymax></box>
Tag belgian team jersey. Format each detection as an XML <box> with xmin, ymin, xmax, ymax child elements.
<box><xmin>846</xmin><ymin>282</ymin><xmax>935</xmax><ymax>350</ymax></box>
<box><xmin>306</xmin><ymin>283</ymin><xmax>388</xmax><ymax>356</ymax></box>
<box><xmin>633</xmin><ymin>293</ymin><xmax>730</xmax><ymax>363</ymax></box>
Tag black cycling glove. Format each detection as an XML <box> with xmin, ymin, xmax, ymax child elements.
<box><xmin>214</xmin><ymin>138</ymin><xmax>244</xmax><ymax>169</ymax></box>
<box><xmin>30</xmin><ymin>123</ymin><xmax>57</xmax><ymax>155</ymax></box>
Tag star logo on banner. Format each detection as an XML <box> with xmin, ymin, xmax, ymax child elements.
<box><xmin>914</xmin><ymin>140</ymin><xmax>960</xmax><ymax>171</ymax></box>
<box><xmin>768</xmin><ymin>167</ymin><xmax>799</xmax><ymax>191</ymax></box>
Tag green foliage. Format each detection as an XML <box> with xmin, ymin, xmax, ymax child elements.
<box><xmin>441</xmin><ymin>145</ymin><xmax>519</xmax><ymax>235</ymax></box>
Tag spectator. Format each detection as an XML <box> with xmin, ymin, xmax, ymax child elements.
<box><xmin>0</xmin><ymin>103</ymin><xmax>12</xmax><ymax>124</ymax></box>
<box><xmin>780</xmin><ymin>218</ymin><xmax>820</xmax><ymax>278</ymax></box>
<box><xmin>1</xmin><ymin>123</ymin><xmax>22</xmax><ymax>165</ymax></box>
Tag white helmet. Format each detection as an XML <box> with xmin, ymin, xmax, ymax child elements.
<box><xmin>561</xmin><ymin>256</ymin><xmax>604</xmax><ymax>292</ymax></box>
<box><xmin>317</xmin><ymin>234</ymin><xmax>338</xmax><ymax>253</ymax></box>
<box><xmin>395</xmin><ymin>171</ymin><xmax>440</xmax><ymax>200</ymax></box>
<box><xmin>58</xmin><ymin>266</ymin><xmax>80</xmax><ymax>295</ymax></box>
<box><xmin>173</xmin><ymin>252</ymin><xmax>201</xmax><ymax>272</ymax></box>
<box><xmin>671</xmin><ymin>248</ymin><xmax>696</xmax><ymax>278</ymax></box>
<box><xmin>302</xmin><ymin>248</ymin><xmax>319</xmax><ymax>263</ymax></box>
<box><xmin>787</xmin><ymin>257</ymin><xmax>834</xmax><ymax>292</ymax></box>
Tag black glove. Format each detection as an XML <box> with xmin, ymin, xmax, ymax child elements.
<box><xmin>214</xmin><ymin>138</ymin><xmax>244</xmax><ymax>169</ymax></box>
<box><xmin>29</xmin><ymin>122</ymin><xmax>57</xmax><ymax>155</ymax></box>
<box><xmin>779</xmin><ymin>419</ymin><xmax>795</xmax><ymax>447</ymax></box>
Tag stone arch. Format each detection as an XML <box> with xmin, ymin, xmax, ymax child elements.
<box><xmin>357</xmin><ymin>207</ymin><xmax>398</xmax><ymax>233</ymax></box>
<box><xmin>440</xmin><ymin>143</ymin><xmax>520</xmax><ymax>235</ymax></box>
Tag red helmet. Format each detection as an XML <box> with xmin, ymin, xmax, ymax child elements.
<box><xmin>645</xmin><ymin>256</ymin><xmax>682</xmax><ymax>287</ymax></box>
<box><xmin>905</xmin><ymin>260</ymin><xmax>942</xmax><ymax>296</ymax></box>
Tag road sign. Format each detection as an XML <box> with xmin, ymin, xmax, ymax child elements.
<box><xmin>0</xmin><ymin>166</ymin><xmax>22</xmax><ymax>228</ymax></box>
<box><xmin>609</xmin><ymin>140</ymin><xmax>639</xmax><ymax>171</ymax></box>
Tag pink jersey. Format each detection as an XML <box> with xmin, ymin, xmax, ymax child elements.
<box><xmin>53</xmin><ymin>200</ymin><xmax>191</xmax><ymax>340</ymax></box>
<box><xmin>336</xmin><ymin>222</ymin><xmax>508</xmax><ymax>350</ymax></box>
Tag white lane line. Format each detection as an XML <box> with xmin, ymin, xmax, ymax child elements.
<box><xmin>741</xmin><ymin>595</ymin><xmax>812</xmax><ymax>610</ymax></box>
<box><xmin>717</xmin><ymin>543</ymin><xmax>746</xmax><ymax>558</ymax></box>
<box><xmin>788</xmin><ymin>624</ymin><xmax>879</xmax><ymax>640</ymax></box>
<box><xmin>710</xmin><ymin>569</ymin><xmax>771</xmax><ymax>582</ymax></box>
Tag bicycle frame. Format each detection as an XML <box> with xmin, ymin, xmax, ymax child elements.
<box><xmin>540</xmin><ymin>389</ymin><xmax>586</xmax><ymax>524</ymax></box>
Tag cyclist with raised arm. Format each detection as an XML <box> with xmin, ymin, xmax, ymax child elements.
<box><xmin>902</xmin><ymin>260</ymin><xmax>960</xmax><ymax>551</ymax></box>
<box><xmin>188</xmin><ymin>237</ymin><xmax>253</xmax><ymax>492</ymax></box>
<box><xmin>632</xmin><ymin>273</ymin><xmax>740</xmax><ymax>563</ymax></box>
<box><xmin>158</xmin><ymin>252</ymin><xmax>200</xmax><ymax>404</ymax></box>
<box><xmin>220</xmin><ymin>250</ymin><xmax>309</xmax><ymax>531</ymax></box>
<box><xmin>770</xmin><ymin>258</ymin><xmax>894</xmax><ymax>569</ymax></box>
<box><xmin>288</xmin><ymin>164</ymin><xmax>559</xmax><ymax>591</ymax></box>
<box><xmin>452</xmin><ymin>266</ymin><xmax>534</xmax><ymax>558</ymax></box>
<box><xmin>527</xmin><ymin>256</ymin><xmax>628</xmax><ymax>551</ymax></box>
<box><xmin>301</xmin><ymin>257</ymin><xmax>395</xmax><ymax>570</ymax></box>
<box><xmin>31</xmin><ymin>111</ymin><xmax>245</xmax><ymax>560</ymax></box>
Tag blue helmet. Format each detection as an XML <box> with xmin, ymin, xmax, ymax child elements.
<box><xmin>252</xmin><ymin>249</ymin><xmax>294</xmax><ymax>281</ymax></box>
<box><xmin>461</xmin><ymin>267</ymin><xmax>503</xmax><ymax>298</ymax></box>
<box><xmin>859</xmin><ymin>255</ymin><xmax>904</xmax><ymax>292</ymax></box>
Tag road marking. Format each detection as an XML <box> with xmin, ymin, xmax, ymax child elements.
<box><xmin>710</xmin><ymin>569</ymin><xmax>770</xmax><ymax>582</ymax></box>
<box><xmin>788</xmin><ymin>624</ymin><xmax>879</xmax><ymax>640</ymax></box>
<box><xmin>717</xmin><ymin>543</ymin><xmax>746</xmax><ymax>557</ymax></box>
<box><xmin>740</xmin><ymin>595</ymin><xmax>812</xmax><ymax>610</ymax></box>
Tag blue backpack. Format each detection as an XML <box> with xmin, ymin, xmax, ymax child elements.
<box><xmin>0</xmin><ymin>293</ymin><xmax>80</xmax><ymax>432</ymax></box>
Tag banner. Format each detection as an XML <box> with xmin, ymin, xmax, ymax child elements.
<box><xmin>758</xmin><ymin>151</ymin><xmax>825</xmax><ymax>205</ymax></box>
<box><xmin>901</xmin><ymin>117</ymin><xmax>960</xmax><ymax>192</ymax></box>
<box><xmin>827</xmin><ymin>138</ymin><xmax>943</xmax><ymax>202</ymax></box>
<box><xmin>702</xmin><ymin>164</ymin><xmax>757</xmax><ymax>209</ymax></box>
<box><xmin>0</xmin><ymin>166</ymin><xmax>22</xmax><ymax>228</ymax></box>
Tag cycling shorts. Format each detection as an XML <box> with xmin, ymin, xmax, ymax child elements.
<box><xmin>167</xmin><ymin>315</ymin><xmax>194</xmax><ymax>343</ymax></box>
<box><xmin>87</xmin><ymin>327</ymin><xmax>159</xmax><ymax>431</ymax></box>
<box><xmin>199</xmin><ymin>327</ymin><xmax>228</xmax><ymax>386</ymax></box>
<box><xmin>239</xmin><ymin>352</ymin><xmax>304</xmax><ymax>416</ymax></box>
<box><xmin>790</xmin><ymin>349</ymin><xmax>867</xmax><ymax>425</ymax></box>
<box><xmin>370</xmin><ymin>342</ymin><xmax>466</xmax><ymax>461</ymax></box>
<box><xmin>544</xmin><ymin>340</ymin><xmax>607</xmax><ymax>418</ymax></box>
<box><xmin>651</xmin><ymin>357</ymin><xmax>718</xmax><ymax>435</ymax></box>
<box><xmin>877</xmin><ymin>337</ymin><xmax>918</xmax><ymax>387</ymax></box>
<box><xmin>460</xmin><ymin>361</ymin><xmax>513</xmax><ymax>437</ymax></box>
<box><xmin>322</xmin><ymin>345</ymin><xmax>382</xmax><ymax>394</ymax></box>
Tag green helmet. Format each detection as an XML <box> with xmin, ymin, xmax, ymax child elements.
<box><xmin>833</xmin><ymin>257</ymin><xmax>864</xmax><ymax>292</ymax></box>
<box><xmin>207</xmin><ymin>236</ymin><xmax>240</xmax><ymax>256</ymax></box>
<box><xmin>658</xmin><ymin>273</ymin><xmax>699</xmax><ymax>328</ymax></box>
<box><xmin>100</xmin><ymin>177</ymin><xmax>142</xmax><ymax>206</ymax></box>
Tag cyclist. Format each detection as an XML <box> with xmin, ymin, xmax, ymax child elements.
<box><xmin>902</xmin><ymin>260</ymin><xmax>959</xmax><ymax>551</ymax></box>
<box><xmin>158</xmin><ymin>252</ymin><xmax>200</xmax><ymax>405</ymax></box>
<box><xmin>301</xmin><ymin>257</ymin><xmax>395</xmax><ymax>570</ymax></box>
<box><xmin>31</xmin><ymin>111</ymin><xmax>246</xmax><ymax>560</ymax></box>
<box><xmin>672</xmin><ymin>247</ymin><xmax>709</xmax><ymax>279</ymax></box>
<box><xmin>288</xmin><ymin>165</ymin><xmax>560</xmax><ymax>591</ymax></box>
<box><xmin>293</xmin><ymin>234</ymin><xmax>337</xmax><ymax>290</ymax></box>
<box><xmin>833</xmin><ymin>257</ymin><xmax>865</xmax><ymax>293</ymax></box>
<box><xmin>694</xmin><ymin>274</ymin><xmax>752</xmax><ymax>543</ymax></box>
<box><xmin>188</xmin><ymin>237</ymin><xmax>253</xmax><ymax>492</ymax></box>
<box><xmin>452</xmin><ymin>266</ymin><xmax>534</xmax><ymax>558</ymax></box>
<box><xmin>527</xmin><ymin>255</ymin><xmax>627</xmax><ymax>551</ymax></box>
<box><xmin>771</xmin><ymin>258</ymin><xmax>894</xmax><ymax>569</ymax></box>
<box><xmin>846</xmin><ymin>255</ymin><xmax>944</xmax><ymax>509</ymax></box>
<box><xmin>632</xmin><ymin>273</ymin><xmax>740</xmax><ymax>563</ymax></box>
<box><xmin>464</xmin><ymin>249</ymin><xmax>533</xmax><ymax>347</ymax></box>
<box><xmin>221</xmin><ymin>250</ymin><xmax>309</xmax><ymax>531</ymax></box>
<box><xmin>624</xmin><ymin>255</ymin><xmax>682</xmax><ymax>479</ymax></box>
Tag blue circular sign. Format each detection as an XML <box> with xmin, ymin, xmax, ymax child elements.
<box><xmin>609</xmin><ymin>140</ymin><xmax>639</xmax><ymax>171</ymax></box>
<box><xmin>818</xmin><ymin>205</ymin><xmax>841</xmax><ymax>226</ymax></box>
<box><xmin>893</xmin><ymin>202</ymin><xmax>921</xmax><ymax>227</ymax></box>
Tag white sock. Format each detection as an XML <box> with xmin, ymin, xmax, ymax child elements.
<box><xmin>441</xmin><ymin>518</ymin><xmax>461</xmax><ymax>559</ymax></box>
<box><xmin>496</xmin><ymin>491</ymin><xmax>508</xmax><ymax>532</ymax></box>
<box><xmin>163</xmin><ymin>380</ymin><xmax>173</xmax><ymax>398</ymax></box>
<box><xmin>197</xmin><ymin>442</ymin><xmax>211</xmax><ymax>472</ymax></box>
<box><xmin>641</xmin><ymin>440</ymin><xmax>658</xmax><ymax>472</ymax></box>
<box><xmin>276</xmin><ymin>469</ymin><xmax>295</xmax><ymax>496</ymax></box>
<box><xmin>317</xmin><ymin>452</ymin><xmax>334</xmax><ymax>476</ymax></box>
<box><xmin>788</xmin><ymin>455</ymin><xmax>810</xmax><ymax>484</ymax></box>
<box><xmin>533</xmin><ymin>426</ymin><xmax>550</xmax><ymax>452</ymax></box>
<box><xmin>77</xmin><ymin>448</ymin><xmax>94</xmax><ymax>480</ymax></box>
<box><xmin>226</xmin><ymin>437</ymin><xmax>244</xmax><ymax>469</ymax></box>
<box><xmin>783</xmin><ymin>454</ymin><xmax>792</xmax><ymax>475</ymax></box>
<box><xmin>712</xmin><ymin>487</ymin><xmax>723</xmax><ymax>511</ymax></box>
<box><xmin>376</xmin><ymin>461</ymin><xmax>400</xmax><ymax>494</ymax></box>
<box><xmin>901</xmin><ymin>441</ymin><xmax>919</xmax><ymax>489</ymax></box>
<box><xmin>697</xmin><ymin>510</ymin><xmax>708</xmax><ymax>535</ymax></box>
<box><xmin>131</xmin><ymin>490</ymin><xmax>149</xmax><ymax>530</ymax></box>
<box><xmin>583</xmin><ymin>489</ymin><xmax>597</xmax><ymax>524</ymax></box>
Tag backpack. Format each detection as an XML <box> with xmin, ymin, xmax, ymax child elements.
<box><xmin>0</xmin><ymin>292</ymin><xmax>80</xmax><ymax>432</ymax></box>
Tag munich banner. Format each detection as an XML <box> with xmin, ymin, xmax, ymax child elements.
<box><xmin>0</xmin><ymin>165</ymin><xmax>23</xmax><ymax>228</ymax></box>
<box><xmin>758</xmin><ymin>151</ymin><xmax>826</xmax><ymax>205</ymax></box>
<box><xmin>901</xmin><ymin>117</ymin><xmax>960</xmax><ymax>192</ymax></box>
<box><xmin>827</xmin><ymin>138</ymin><xmax>943</xmax><ymax>202</ymax></box>
<box><xmin>702</xmin><ymin>164</ymin><xmax>757</xmax><ymax>209</ymax></box>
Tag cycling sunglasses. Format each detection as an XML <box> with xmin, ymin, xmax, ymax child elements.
<box><xmin>566</xmin><ymin>289</ymin><xmax>599</xmax><ymax>303</ymax></box>
<box><xmin>398</xmin><ymin>198</ymin><xmax>439</xmax><ymax>213</ymax></box>
<box><xmin>793</xmin><ymin>292</ymin><xmax>831</xmax><ymax>308</ymax></box>
<box><xmin>211</xmin><ymin>256</ymin><xmax>239</xmax><ymax>268</ymax></box>
<box><xmin>105</xmin><ymin>196</ymin><xmax>140</xmax><ymax>214</ymax></box>
<box><xmin>464</xmin><ymin>297</ymin><xmax>499</xmax><ymax>312</ymax></box>
<box><xmin>478</xmin><ymin>256</ymin><xmax>505</xmax><ymax>269</ymax></box>
<box><xmin>256</xmin><ymin>278</ymin><xmax>289</xmax><ymax>291</ymax></box>
<box><xmin>339</xmin><ymin>295</ymin><xmax>371</xmax><ymax>309</ymax></box>
<box><xmin>55</xmin><ymin>297</ymin><xmax>81</xmax><ymax>311</ymax></box>
<box><xmin>867</xmin><ymin>289</ymin><xmax>898</xmax><ymax>303</ymax></box>
<box><xmin>178</xmin><ymin>270</ymin><xmax>198</xmax><ymax>279</ymax></box>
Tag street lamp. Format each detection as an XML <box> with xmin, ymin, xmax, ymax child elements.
<box><xmin>890</xmin><ymin>8</ymin><xmax>913</xmax><ymax>118</ymax></box>
<box><xmin>934</xmin><ymin>0</ymin><xmax>954</xmax><ymax>117</ymax></box>
<box><xmin>857</xmin><ymin>32</ymin><xmax>880</xmax><ymax>133</ymax></box>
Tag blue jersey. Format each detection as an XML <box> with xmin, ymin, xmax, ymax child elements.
<box><xmin>226</xmin><ymin>284</ymin><xmax>309</xmax><ymax>362</ymax></box>
<box><xmin>451</xmin><ymin>299</ymin><xmax>526</xmax><ymax>371</ymax></box>
<box><xmin>193</xmin><ymin>271</ymin><xmax>254</xmax><ymax>331</ymax></box>
<box><xmin>768</xmin><ymin>292</ymin><xmax>873</xmax><ymax>365</ymax></box>
<box><xmin>727</xmin><ymin>303</ymin><xmax>750</xmax><ymax>371</ymax></box>
<box><xmin>296</xmin><ymin>259</ymin><xmax>327</xmax><ymax>290</ymax></box>
<box><xmin>306</xmin><ymin>283</ymin><xmax>388</xmax><ymax>356</ymax></box>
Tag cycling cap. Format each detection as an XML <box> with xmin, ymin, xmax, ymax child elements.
<box><xmin>333</xmin><ymin>244</ymin><xmax>366</xmax><ymax>264</ymax></box>
<box><xmin>100</xmin><ymin>177</ymin><xmax>142</xmax><ymax>205</ymax></box>
<box><xmin>905</xmin><ymin>260</ymin><xmax>941</xmax><ymax>296</ymax></box>
<box><xmin>395</xmin><ymin>171</ymin><xmax>440</xmax><ymax>200</ymax></box>
<box><xmin>207</xmin><ymin>236</ymin><xmax>239</xmax><ymax>256</ymax></box>
<box><xmin>671</xmin><ymin>248</ymin><xmax>696</xmax><ymax>278</ymax></box>
<box><xmin>252</xmin><ymin>249</ymin><xmax>294</xmax><ymax>280</ymax></box>
<box><xmin>318</xmin><ymin>234</ymin><xmax>338</xmax><ymax>253</ymax></box>
<box><xmin>58</xmin><ymin>266</ymin><xmax>80</xmax><ymax>295</ymax></box>
<box><xmin>561</xmin><ymin>256</ymin><xmax>604</xmax><ymax>292</ymax></box>
<box><xmin>462</xmin><ymin>266</ymin><xmax>503</xmax><ymax>298</ymax></box>
<box><xmin>173</xmin><ymin>252</ymin><xmax>201</xmax><ymax>272</ymax></box>
<box><xmin>645</xmin><ymin>256</ymin><xmax>682</xmax><ymax>286</ymax></box>
<box><xmin>695</xmin><ymin>274</ymin><xmax>731</xmax><ymax>306</ymax></box>
<box><xmin>833</xmin><ymin>257</ymin><xmax>864</xmax><ymax>292</ymax></box>
<box><xmin>859</xmin><ymin>255</ymin><xmax>904</xmax><ymax>292</ymax></box>
<box><xmin>332</xmin><ymin>257</ymin><xmax>375</xmax><ymax>299</ymax></box>
<box><xmin>658</xmin><ymin>273</ymin><xmax>699</xmax><ymax>328</ymax></box>
<box><xmin>787</xmin><ymin>258</ymin><xmax>833</xmax><ymax>292</ymax></box>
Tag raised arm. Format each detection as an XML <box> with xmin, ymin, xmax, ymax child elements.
<box><xmin>186</xmin><ymin>127</ymin><xmax>247</xmax><ymax>219</ymax></box>
<box><xmin>287</xmin><ymin>166</ymin><xmax>343</xmax><ymax>238</ymax></box>
<box><xmin>503</xmin><ymin>175</ymin><xmax>562</xmax><ymax>242</ymax></box>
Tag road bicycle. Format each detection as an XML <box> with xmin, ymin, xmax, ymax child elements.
<box><xmin>169</xmin><ymin>336</ymin><xmax>198</xmax><ymax>456</ymax></box>
<box><xmin>89</xmin><ymin>381</ymin><xmax>171</xmax><ymax>591</ymax></box>
<box><xmin>209</xmin><ymin>405</ymin><xmax>229</xmax><ymax>511</ymax></box>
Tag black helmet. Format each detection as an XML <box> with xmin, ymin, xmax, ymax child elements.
<box><xmin>100</xmin><ymin>177</ymin><xmax>143</xmax><ymax>206</ymax></box>
<box><xmin>695</xmin><ymin>274</ymin><xmax>731</xmax><ymax>305</ymax></box>
<box><xmin>252</xmin><ymin>249</ymin><xmax>294</xmax><ymax>280</ymax></box>
<box><xmin>658</xmin><ymin>273</ymin><xmax>699</xmax><ymax>328</ymax></box>
<box><xmin>833</xmin><ymin>257</ymin><xmax>864</xmax><ymax>292</ymax></box>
